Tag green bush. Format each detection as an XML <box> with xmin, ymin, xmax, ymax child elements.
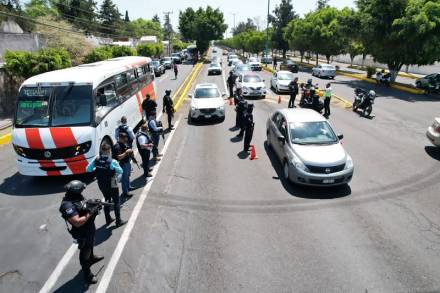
<box><xmin>110</xmin><ymin>46</ymin><xmax>137</xmax><ymax>58</ymax></box>
<box><xmin>137</xmin><ymin>43</ymin><xmax>163</xmax><ymax>57</ymax></box>
<box><xmin>366</xmin><ymin>66</ymin><xmax>376</xmax><ymax>78</ymax></box>
<box><xmin>84</xmin><ymin>46</ymin><xmax>138</xmax><ymax>63</ymax></box>
<box><xmin>4</xmin><ymin>48</ymin><xmax>72</xmax><ymax>79</ymax></box>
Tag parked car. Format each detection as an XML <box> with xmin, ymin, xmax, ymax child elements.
<box><xmin>208</xmin><ymin>63</ymin><xmax>222</xmax><ymax>75</ymax></box>
<box><xmin>271</xmin><ymin>71</ymin><xmax>295</xmax><ymax>94</ymax></box>
<box><xmin>232</xmin><ymin>64</ymin><xmax>252</xmax><ymax>78</ymax></box>
<box><xmin>426</xmin><ymin>117</ymin><xmax>440</xmax><ymax>147</ymax></box>
<box><xmin>171</xmin><ymin>53</ymin><xmax>182</xmax><ymax>64</ymax></box>
<box><xmin>416</xmin><ymin>73</ymin><xmax>440</xmax><ymax>89</ymax></box>
<box><xmin>161</xmin><ymin>56</ymin><xmax>173</xmax><ymax>69</ymax></box>
<box><xmin>236</xmin><ymin>72</ymin><xmax>267</xmax><ymax>98</ymax></box>
<box><xmin>248</xmin><ymin>57</ymin><xmax>262</xmax><ymax>71</ymax></box>
<box><xmin>262</xmin><ymin>55</ymin><xmax>273</xmax><ymax>65</ymax></box>
<box><xmin>312</xmin><ymin>64</ymin><xmax>336</xmax><ymax>79</ymax></box>
<box><xmin>188</xmin><ymin>83</ymin><xmax>226</xmax><ymax>122</ymax></box>
<box><xmin>280</xmin><ymin>60</ymin><xmax>299</xmax><ymax>73</ymax></box>
<box><xmin>151</xmin><ymin>60</ymin><xmax>165</xmax><ymax>77</ymax></box>
<box><xmin>228</xmin><ymin>55</ymin><xmax>239</xmax><ymax>66</ymax></box>
<box><xmin>223</xmin><ymin>50</ymin><xmax>229</xmax><ymax>56</ymax></box>
<box><xmin>266</xmin><ymin>108</ymin><xmax>354</xmax><ymax>186</ymax></box>
<box><xmin>230</xmin><ymin>59</ymin><xmax>243</xmax><ymax>69</ymax></box>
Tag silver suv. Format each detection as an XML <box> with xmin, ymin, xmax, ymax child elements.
<box><xmin>266</xmin><ymin>109</ymin><xmax>354</xmax><ymax>186</ymax></box>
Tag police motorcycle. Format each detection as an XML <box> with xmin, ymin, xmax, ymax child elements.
<box><xmin>299</xmin><ymin>79</ymin><xmax>324</xmax><ymax>113</ymax></box>
<box><xmin>375</xmin><ymin>70</ymin><xmax>391</xmax><ymax>86</ymax></box>
<box><xmin>353</xmin><ymin>88</ymin><xmax>376</xmax><ymax>117</ymax></box>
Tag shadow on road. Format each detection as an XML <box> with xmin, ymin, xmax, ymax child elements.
<box><xmin>187</xmin><ymin>117</ymin><xmax>225</xmax><ymax>126</ymax></box>
<box><xmin>0</xmin><ymin>173</ymin><xmax>93</xmax><ymax>196</ymax></box>
<box><xmin>264</xmin><ymin>142</ymin><xmax>351</xmax><ymax>200</ymax></box>
<box><xmin>52</xmin><ymin>270</ymin><xmax>86</xmax><ymax>293</ymax></box>
<box><xmin>425</xmin><ymin>146</ymin><xmax>440</xmax><ymax>161</ymax></box>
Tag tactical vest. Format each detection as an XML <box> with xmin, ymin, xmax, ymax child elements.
<box><xmin>94</xmin><ymin>156</ymin><xmax>115</xmax><ymax>190</ymax></box>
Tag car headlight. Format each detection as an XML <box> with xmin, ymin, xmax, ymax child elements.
<box><xmin>290</xmin><ymin>153</ymin><xmax>308</xmax><ymax>172</ymax></box>
<box><xmin>345</xmin><ymin>155</ymin><xmax>354</xmax><ymax>170</ymax></box>
<box><xmin>216</xmin><ymin>106</ymin><xmax>224</xmax><ymax>111</ymax></box>
<box><xmin>242</xmin><ymin>86</ymin><xmax>250</xmax><ymax>92</ymax></box>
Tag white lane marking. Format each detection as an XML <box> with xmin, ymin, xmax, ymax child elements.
<box><xmin>38</xmin><ymin>245</ymin><xmax>77</xmax><ymax>293</ymax></box>
<box><xmin>96</xmin><ymin>119</ymin><xmax>181</xmax><ymax>293</ymax></box>
<box><xmin>38</xmin><ymin>113</ymin><xmax>166</xmax><ymax>293</ymax></box>
<box><xmin>221</xmin><ymin>59</ymin><xmax>228</xmax><ymax>94</ymax></box>
<box><xmin>157</xmin><ymin>74</ymin><xmax>169</xmax><ymax>83</ymax></box>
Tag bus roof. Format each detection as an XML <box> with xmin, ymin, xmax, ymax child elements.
<box><xmin>21</xmin><ymin>56</ymin><xmax>152</xmax><ymax>89</ymax></box>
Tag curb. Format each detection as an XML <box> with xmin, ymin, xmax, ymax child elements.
<box><xmin>0</xmin><ymin>133</ymin><xmax>12</xmax><ymax>145</ymax></box>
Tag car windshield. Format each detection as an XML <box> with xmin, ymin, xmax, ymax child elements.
<box><xmin>163</xmin><ymin>57</ymin><xmax>171</xmax><ymax>61</ymax></box>
<box><xmin>195</xmin><ymin>87</ymin><xmax>220</xmax><ymax>99</ymax></box>
<box><xmin>249</xmin><ymin>58</ymin><xmax>259</xmax><ymax>62</ymax></box>
<box><xmin>210</xmin><ymin>63</ymin><xmax>220</xmax><ymax>68</ymax></box>
<box><xmin>15</xmin><ymin>85</ymin><xmax>92</xmax><ymax>127</ymax></box>
<box><xmin>322</xmin><ymin>65</ymin><xmax>335</xmax><ymax>69</ymax></box>
<box><xmin>243</xmin><ymin>75</ymin><xmax>262</xmax><ymax>83</ymax></box>
<box><xmin>237</xmin><ymin>65</ymin><xmax>251</xmax><ymax>71</ymax></box>
<box><xmin>151</xmin><ymin>61</ymin><xmax>160</xmax><ymax>66</ymax></box>
<box><xmin>289</xmin><ymin>121</ymin><xmax>338</xmax><ymax>145</ymax></box>
<box><xmin>278</xmin><ymin>73</ymin><xmax>294</xmax><ymax>80</ymax></box>
<box><xmin>285</xmin><ymin>60</ymin><xmax>295</xmax><ymax>65</ymax></box>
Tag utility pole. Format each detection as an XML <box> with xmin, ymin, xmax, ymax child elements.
<box><xmin>231</xmin><ymin>13</ymin><xmax>236</xmax><ymax>36</ymax></box>
<box><xmin>265</xmin><ymin>0</ymin><xmax>270</xmax><ymax>58</ymax></box>
<box><xmin>163</xmin><ymin>11</ymin><xmax>173</xmax><ymax>55</ymax></box>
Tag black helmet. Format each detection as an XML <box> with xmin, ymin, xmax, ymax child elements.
<box><xmin>165</xmin><ymin>89</ymin><xmax>171</xmax><ymax>95</ymax></box>
<box><xmin>65</xmin><ymin>180</ymin><xmax>86</xmax><ymax>195</ymax></box>
<box><xmin>307</xmin><ymin>79</ymin><xmax>313</xmax><ymax>85</ymax></box>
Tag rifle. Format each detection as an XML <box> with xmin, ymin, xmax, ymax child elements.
<box><xmin>81</xmin><ymin>199</ymin><xmax>114</xmax><ymax>215</ymax></box>
<box><xmin>130</xmin><ymin>153</ymin><xmax>140</xmax><ymax>169</ymax></box>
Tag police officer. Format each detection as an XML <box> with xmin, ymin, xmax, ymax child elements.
<box><xmin>136</xmin><ymin>123</ymin><xmax>154</xmax><ymax>178</ymax></box>
<box><xmin>323</xmin><ymin>83</ymin><xmax>332</xmax><ymax>118</ymax></box>
<box><xmin>288</xmin><ymin>77</ymin><xmax>299</xmax><ymax>108</ymax></box>
<box><xmin>59</xmin><ymin>180</ymin><xmax>103</xmax><ymax>284</ymax></box>
<box><xmin>141</xmin><ymin>94</ymin><xmax>157</xmax><ymax>121</ymax></box>
<box><xmin>227</xmin><ymin>71</ymin><xmax>236</xmax><ymax>98</ymax></box>
<box><xmin>236</xmin><ymin>97</ymin><xmax>248</xmax><ymax>137</ymax></box>
<box><xmin>162</xmin><ymin>90</ymin><xmax>175</xmax><ymax>130</ymax></box>
<box><xmin>173</xmin><ymin>63</ymin><xmax>179</xmax><ymax>79</ymax></box>
<box><xmin>86</xmin><ymin>143</ymin><xmax>126</xmax><ymax>227</ymax></box>
<box><xmin>243</xmin><ymin>104</ymin><xmax>255</xmax><ymax>152</ymax></box>
<box><xmin>113</xmin><ymin>133</ymin><xmax>133</xmax><ymax>198</ymax></box>
<box><xmin>234</xmin><ymin>87</ymin><xmax>244</xmax><ymax>128</ymax></box>
<box><xmin>148</xmin><ymin>109</ymin><xmax>164</xmax><ymax>161</ymax></box>
<box><xmin>115</xmin><ymin>116</ymin><xmax>135</xmax><ymax>148</ymax></box>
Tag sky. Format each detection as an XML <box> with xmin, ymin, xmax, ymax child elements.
<box><xmin>97</xmin><ymin>0</ymin><xmax>355</xmax><ymax>37</ymax></box>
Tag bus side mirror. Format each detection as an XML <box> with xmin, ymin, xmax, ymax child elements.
<box><xmin>338</xmin><ymin>134</ymin><xmax>344</xmax><ymax>140</ymax></box>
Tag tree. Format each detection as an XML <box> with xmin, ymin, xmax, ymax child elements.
<box><xmin>137</xmin><ymin>43</ymin><xmax>163</xmax><ymax>57</ymax></box>
<box><xmin>346</xmin><ymin>41</ymin><xmax>365</xmax><ymax>66</ymax></box>
<box><xmin>124</xmin><ymin>10</ymin><xmax>129</xmax><ymax>22</ymax></box>
<box><xmin>317</xmin><ymin>0</ymin><xmax>329</xmax><ymax>10</ymax></box>
<box><xmin>24</xmin><ymin>0</ymin><xmax>57</xmax><ymax>18</ymax></box>
<box><xmin>357</xmin><ymin>0</ymin><xmax>440</xmax><ymax>81</ymax></box>
<box><xmin>84</xmin><ymin>46</ymin><xmax>113</xmax><ymax>63</ymax></box>
<box><xmin>111</xmin><ymin>45</ymin><xmax>136</xmax><ymax>57</ymax></box>
<box><xmin>126</xmin><ymin>18</ymin><xmax>162</xmax><ymax>39</ymax></box>
<box><xmin>152</xmin><ymin>14</ymin><xmax>160</xmax><ymax>25</ymax></box>
<box><xmin>163</xmin><ymin>12</ymin><xmax>173</xmax><ymax>40</ymax></box>
<box><xmin>98</xmin><ymin>0</ymin><xmax>122</xmax><ymax>35</ymax></box>
<box><xmin>269</xmin><ymin>0</ymin><xmax>297</xmax><ymax>58</ymax></box>
<box><xmin>179</xmin><ymin>6</ymin><xmax>227</xmax><ymax>54</ymax></box>
<box><xmin>55</xmin><ymin>0</ymin><xmax>98</xmax><ymax>34</ymax></box>
<box><xmin>284</xmin><ymin>18</ymin><xmax>312</xmax><ymax>62</ymax></box>
<box><xmin>232</xmin><ymin>18</ymin><xmax>257</xmax><ymax>36</ymax></box>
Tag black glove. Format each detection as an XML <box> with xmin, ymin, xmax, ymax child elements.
<box><xmin>88</xmin><ymin>205</ymin><xmax>100</xmax><ymax>216</ymax></box>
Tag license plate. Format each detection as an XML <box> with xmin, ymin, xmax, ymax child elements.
<box><xmin>323</xmin><ymin>179</ymin><xmax>335</xmax><ymax>184</ymax></box>
<box><xmin>205</xmin><ymin>115</ymin><xmax>211</xmax><ymax>118</ymax></box>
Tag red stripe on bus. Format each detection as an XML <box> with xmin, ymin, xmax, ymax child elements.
<box><xmin>25</xmin><ymin>128</ymin><xmax>44</xmax><ymax>149</ymax></box>
<box><xmin>39</xmin><ymin>161</ymin><xmax>61</xmax><ymax>176</ymax></box>
<box><xmin>50</xmin><ymin>127</ymin><xmax>88</xmax><ymax>174</ymax></box>
<box><xmin>136</xmin><ymin>92</ymin><xmax>143</xmax><ymax>114</ymax></box>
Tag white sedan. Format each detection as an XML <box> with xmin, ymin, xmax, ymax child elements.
<box><xmin>312</xmin><ymin>64</ymin><xmax>336</xmax><ymax>79</ymax></box>
<box><xmin>271</xmin><ymin>71</ymin><xmax>295</xmax><ymax>94</ymax></box>
<box><xmin>189</xmin><ymin>83</ymin><xmax>226</xmax><ymax>122</ymax></box>
<box><xmin>208</xmin><ymin>63</ymin><xmax>222</xmax><ymax>75</ymax></box>
<box><xmin>426</xmin><ymin>117</ymin><xmax>440</xmax><ymax>147</ymax></box>
<box><xmin>236</xmin><ymin>73</ymin><xmax>267</xmax><ymax>98</ymax></box>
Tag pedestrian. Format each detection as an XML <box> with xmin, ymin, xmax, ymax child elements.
<box><xmin>234</xmin><ymin>87</ymin><xmax>244</xmax><ymax>127</ymax></box>
<box><xmin>273</xmin><ymin>56</ymin><xmax>277</xmax><ymax>70</ymax></box>
<box><xmin>243</xmin><ymin>104</ymin><xmax>255</xmax><ymax>152</ymax></box>
<box><xmin>163</xmin><ymin>89</ymin><xmax>175</xmax><ymax>130</ymax></box>
<box><xmin>59</xmin><ymin>180</ymin><xmax>103</xmax><ymax>285</ymax></box>
<box><xmin>323</xmin><ymin>83</ymin><xmax>332</xmax><ymax>118</ymax></box>
<box><xmin>86</xmin><ymin>143</ymin><xmax>126</xmax><ymax>227</ymax></box>
<box><xmin>227</xmin><ymin>71</ymin><xmax>236</xmax><ymax>98</ymax></box>
<box><xmin>288</xmin><ymin>77</ymin><xmax>299</xmax><ymax>108</ymax></box>
<box><xmin>115</xmin><ymin>116</ymin><xmax>135</xmax><ymax>148</ymax></box>
<box><xmin>113</xmin><ymin>133</ymin><xmax>134</xmax><ymax>198</ymax></box>
<box><xmin>141</xmin><ymin>94</ymin><xmax>157</xmax><ymax>121</ymax></box>
<box><xmin>173</xmin><ymin>63</ymin><xmax>178</xmax><ymax>79</ymax></box>
<box><xmin>148</xmin><ymin>110</ymin><xmax>164</xmax><ymax>161</ymax></box>
<box><xmin>136</xmin><ymin>123</ymin><xmax>154</xmax><ymax>178</ymax></box>
<box><xmin>236</xmin><ymin>97</ymin><xmax>248</xmax><ymax>137</ymax></box>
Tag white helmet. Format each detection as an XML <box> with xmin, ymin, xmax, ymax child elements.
<box><xmin>369</xmin><ymin>90</ymin><xmax>376</xmax><ymax>97</ymax></box>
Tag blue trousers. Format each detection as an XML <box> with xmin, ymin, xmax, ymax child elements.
<box><xmin>121</xmin><ymin>162</ymin><xmax>131</xmax><ymax>194</ymax></box>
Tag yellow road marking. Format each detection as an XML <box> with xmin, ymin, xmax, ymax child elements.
<box><xmin>174</xmin><ymin>63</ymin><xmax>204</xmax><ymax>111</ymax></box>
<box><xmin>0</xmin><ymin>133</ymin><xmax>12</xmax><ymax>145</ymax></box>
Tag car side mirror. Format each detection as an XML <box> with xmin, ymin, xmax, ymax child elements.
<box><xmin>188</xmin><ymin>94</ymin><xmax>193</xmax><ymax>98</ymax></box>
<box><xmin>278</xmin><ymin>136</ymin><xmax>286</xmax><ymax>144</ymax></box>
<box><xmin>338</xmin><ymin>134</ymin><xmax>344</xmax><ymax>140</ymax></box>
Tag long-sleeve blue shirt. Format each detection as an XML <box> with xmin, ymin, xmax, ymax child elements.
<box><xmin>86</xmin><ymin>157</ymin><xmax>123</xmax><ymax>174</ymax></box>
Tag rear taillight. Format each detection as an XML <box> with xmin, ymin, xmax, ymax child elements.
<box><xmin>435</xmin><ymin>126</ymin><xmax>440</xmax><ymax>133</ymax></box>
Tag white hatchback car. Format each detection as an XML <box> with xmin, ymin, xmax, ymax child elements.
<box><xmin>266</xmin><ymin>108</ymin><xmax>354</xmax><ymax>186</ymax></box>
<box><xmin>312</xmin><ymin>64</ymin><xmax>337</xmax><ymax>79</ymax></box>
<box><xmin>236</xmin><ymin>73</ymin><xmax>267</xmax><ymax>98</ymax></box>
<box><xmin>189</xmin><ymin>84</ymin><xmax>225</xmax><ymax>122</ymax></box>
<box><xmin>271</xmin><ymin>71</ymin><xmax>295</xmax><ymax>94</ymax></box>
<box><xmin>426</xmin><ymin>117</ymin><xmax>440</xmax><ymax>147</ymax></box>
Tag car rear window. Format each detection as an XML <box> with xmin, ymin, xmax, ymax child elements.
<box><xmin>195</xmin><ymin>88</ymin><xmax>220</xmax><ymax>98</ymax></box>
<box><xmin>243</xmin><ymin>75</ymin><xmax>262</xmax><ymax>83</ymax></box>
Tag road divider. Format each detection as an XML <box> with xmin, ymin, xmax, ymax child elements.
<box><xmin>174</xmin><ymin>62</ymin><xmax>204</xmax><ymax>111</ymax></box>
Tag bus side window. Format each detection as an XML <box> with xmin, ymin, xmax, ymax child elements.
<box><xmin>95</xmin><ymin>83</ymin><xmax>119</xmax><ymax>123</ymax></box>
<box><xmin>115</xmin><ymin>72</ymin><xmax>130</xmax><ymax>100</ymax></box>
<box><xmin>128</xmin><ymin>69</ymin><xmax>138</xmax><ymax>94</ymax></box>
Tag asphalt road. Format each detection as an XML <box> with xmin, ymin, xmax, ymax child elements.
<box><xmin>1</xmin><ymin>50</ymin><xmax>440</xmax><ymax>293</ymax></box>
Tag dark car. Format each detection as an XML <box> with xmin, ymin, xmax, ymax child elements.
<box><xmin>280</xmin><ymin>60</ymin><xmax>299</xmax><ymax>73</ymax></box>
<box><xmin>151</xmin><ymin>60</ymin><xmax>165</xmax><ymax>77</ymax></box>
<box><xmin>416</xmin><ymin>73</ymin><xmax>440</xmax><ymax>89</ymax></box>
<box><xmin>171</xmin><ymin>53</ymin><xmax>182</xmax><ymax>64</ymax></box>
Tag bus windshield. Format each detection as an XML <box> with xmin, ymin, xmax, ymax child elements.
<box><xmin>15</xmin><ymin>85</ymin><xmax>92</xmax><ymax>127</ymax></box>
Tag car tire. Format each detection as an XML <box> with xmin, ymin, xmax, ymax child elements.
<box><xmin>275</xmin><ymin>85</ymin><xmax>279</xmax><ymax>94</ymax></box>
<box><xmin>416</xmin><ymin>81</ymin><xmax>422</xmax><ymax>88</ymax></box>
<box><xmin>283</xmin><ymin>160</ymin><xmax>290</xmax><ymax>182</ymax></box>
<box><xmin>266</xmin><ymin>130</ymin><xmax>272</xmax><ymax>149</ymax></box>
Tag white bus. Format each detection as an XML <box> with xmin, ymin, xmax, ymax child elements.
<box><xmin>12</xmin><ymin>56</ymin><xmax>157</xmax><ymax>176</ymax></box>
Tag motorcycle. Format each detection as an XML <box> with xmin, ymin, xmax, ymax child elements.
<box><xmin>353</xmin><ymin>88</ymin><xmax>374</xmax><ymax>117</ymax></box>
<box><xmin>299</xmin><ymin>84</ymin><xmax>324</xmax><ymax>113</ymax></box>
<box><xmin>375</xmin><ymin>72</ymin><xmax>391</xmax><ymax>86</ymax></box>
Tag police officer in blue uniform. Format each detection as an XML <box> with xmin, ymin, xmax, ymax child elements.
<box><xmin>148</xmin><ymin>109</ymin><xmax>164</xmax><ymax>161</ymax></box>
<box><xmin>136</xmin><ymin>123</ymin><xmax>154</xmax><ymax>178</ymax></box>
<box><xmin>115</xmin><ymin>116</ymin><xmax>135</xmax><ymax>148</ymax></box>
<box><xmin>59</xmin><ymin>180</ymin><xmax>103</xmax><ymax>284</ymax></box>
<box><xmin>87</xmin><ymin>143</ymin><xmax>126</xmax><ymax>227</ymax></box>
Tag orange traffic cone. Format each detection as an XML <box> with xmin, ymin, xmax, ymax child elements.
<box><xmin>278</xmin><ymin>96</ymin><xmax>282</xmax><ymax>104</ymax></box>
<box><xmin>250</xmin><ymin>145</ymin><xmax>258</xmax><ymax>160</ymax></box>
<box><xmin>229</xmin><ymin>98</ymin><xmax>234</xmax><ymax>106</ymax></box>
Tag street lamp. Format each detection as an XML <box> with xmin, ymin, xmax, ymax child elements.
<box><xmin>265</xmin><ymin>0</ymin><xmax>270</xmax><ymax>57</ymax></box>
